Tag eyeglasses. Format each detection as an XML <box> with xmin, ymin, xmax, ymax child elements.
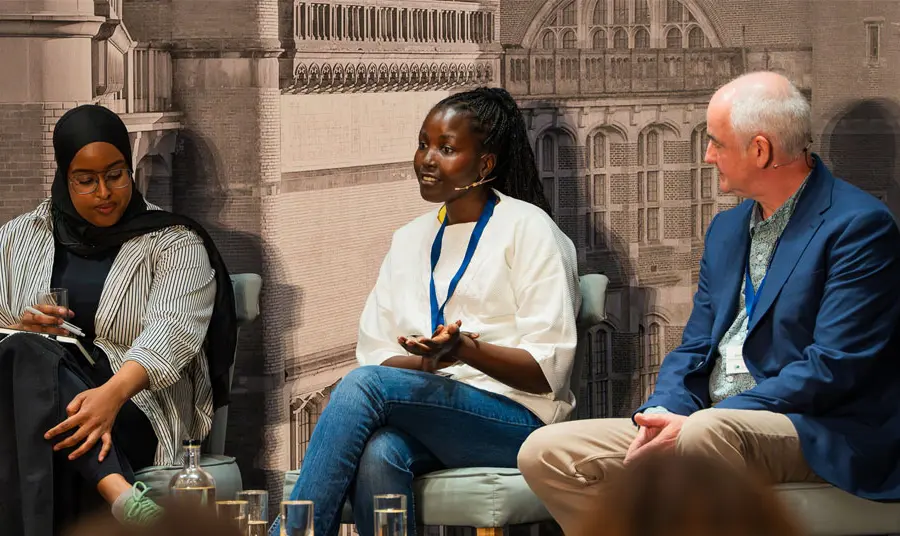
<box><xmin>69</xmin><ymin>167</ymin><xmax>132</xmax><ymax>195</ymax></box>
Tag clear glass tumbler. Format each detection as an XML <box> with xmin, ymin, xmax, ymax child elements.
<box><xmin>237</xmin><ymin>490</ymin><xmax>269</xmax><ymax>536</ymax></box>
<box><xmin>374</xmin><ymin>494</ymin><xmax>407</xmax><ymax>536</ymax></box>
<box><xmin>216</xmin><ymin>500</ymin><xmax>249</xmax><ymax>534</ymax></box>
<box><xmin>280</xmin><ymin>500</ymin><xmax>314</xmax><ymax>536</ymax></box>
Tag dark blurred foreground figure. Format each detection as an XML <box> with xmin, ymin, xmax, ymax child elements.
<box><xmin>63</xmin><ymin>501</ymin><xmax>244</xmax><ymax>536</ymax></box>
<box><xmin>597</xmin><ymin>451</ymin><xmax>806</xmax><ymax>536</ymax></box>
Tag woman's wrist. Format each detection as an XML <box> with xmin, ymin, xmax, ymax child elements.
<box><xmin>102</xmin><ymin>376</ymin><xmax>132</xmax><ymax>407</ymax></box>
<box><xmin>454</xmin><ymin>333</ymin><xmax>477</xmax><ymax>363</ymax></box>
<box><xmin>104</xmin><ymin>361</ymin><xmax>150</xmax><ymax>405</ymax></box>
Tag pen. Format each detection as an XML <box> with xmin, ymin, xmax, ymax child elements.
<box><xmin>24</xmin><ymin>306</ymin><xmax>85</xmax><ymax>338</ymax></box>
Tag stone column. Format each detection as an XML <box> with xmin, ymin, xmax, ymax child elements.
<box><xmin>166</xmin><ymin>0</ymin><xmax>284</xmax><ymax>508</ymax></box>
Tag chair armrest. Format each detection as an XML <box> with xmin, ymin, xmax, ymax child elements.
<box><xmin>230</xmin><ymin>273</ymin><xmax>262</xmax><ymax>327</ymax></box>
<box><xmin>577</xmin><ymin>274</ymin><xmax>609</xmax><ymax>328</ymax></box>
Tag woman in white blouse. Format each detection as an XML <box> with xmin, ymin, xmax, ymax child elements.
<box><xmin>276</xmin><ymin>88</ymin><xmax>580</xmax><ymax>536</ymax></box>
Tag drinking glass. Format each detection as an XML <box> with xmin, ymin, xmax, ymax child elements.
<box><xmin>281</xmin><ymin>500</ymin><xmax>314</xmax><ymax>536</ymax></box>
<box><xmin>35</xmin><ymin>289</ymin><xmax>68</xmax><ymax>318</ymax></box>
<box><xmin>237</xmin><ymin>490</ymin><xmax>269</xmax><ymax>536</ymax></box>
<box><xmin>216</xmin><ymin>500</ymin><xmax>249</xmax><ymax>534</ymax></box>
<box><xmin>374</xmin><ymin>494</ymin><xmax>407</xmax><ymax>536</ymax></box>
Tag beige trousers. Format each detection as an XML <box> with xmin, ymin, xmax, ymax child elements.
<box><xmin>517</xmin><ymin>409</ymin><xmax>821</xmax><ymax>536</ymax></box>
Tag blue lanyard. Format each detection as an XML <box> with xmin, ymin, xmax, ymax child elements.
<box><xmin>429</xmin><ymin>192</ymin><xmax>497</xmax><ymax>333</ymax></box>
<box><xmin>743</xmin><ymin>237</ymin><xmax>781</xmax><ymax>321</ymax></box>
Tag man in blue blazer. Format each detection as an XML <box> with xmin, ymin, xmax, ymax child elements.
<box><xmin>517</xmin><ymin>70</ymin><xmax>900</xmax><ymax>536</ymax></box>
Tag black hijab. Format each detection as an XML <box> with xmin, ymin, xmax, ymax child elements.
<box><xmin>51</xmin><ymin>104</ymin><xmax>237</xmax><ymax>410</ymax></box>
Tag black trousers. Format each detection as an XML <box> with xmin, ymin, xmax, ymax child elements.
<box><xmin>0</xmin><ymin>333</ymin><xmax>157</xmax><ymax>536</ymax></box>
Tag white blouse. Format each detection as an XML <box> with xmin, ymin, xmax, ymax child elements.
<box><xmin>356</xmin><ymin>189</ymin><xmax>580</xmax><ymax>424</ymax></box>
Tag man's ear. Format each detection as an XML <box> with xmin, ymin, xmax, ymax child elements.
<box><xmin>753</xmin><ymin>135</ymin><xmax>773</xmax><ymax>168</ymax></box>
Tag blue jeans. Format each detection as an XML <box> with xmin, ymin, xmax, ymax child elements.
<box><xmin>271</xmin><ymin>365</ymin><xmax>544</xmax><ymax>536</ymax></box>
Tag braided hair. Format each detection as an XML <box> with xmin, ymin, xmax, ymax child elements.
<box><xmin>433</xmin><ymin>87</ymin><xmax>553</xmax><ymax>217</ymax></box>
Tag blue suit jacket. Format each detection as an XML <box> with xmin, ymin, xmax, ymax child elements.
<box><xmin>637</xmin><ymin>156</ymin><xmax>900</xmax><ymax>500</ymax></box>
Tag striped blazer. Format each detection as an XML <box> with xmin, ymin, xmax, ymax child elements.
<box><xmin>0</xmin><ymin>199</ymin><xmax>216</xmax><ymax>466</ymax></box>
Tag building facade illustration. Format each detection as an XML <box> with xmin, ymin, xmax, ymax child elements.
<box><xmin>2</xmin><ymin>0</ymin><xmax>899</xmax><ymax>528</ymax></box>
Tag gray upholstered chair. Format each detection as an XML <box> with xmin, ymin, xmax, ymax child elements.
<box><xmin>774</xmin><ymin>484</ymin><xmax>900</xmax><ymax>535</ymax></box>
<box><xmin>135</xmin><ymin>273</ymin><xmax>262</xmax><ymax>501</ymax></box>
<box><xmin>282</xmin><ymin>273</ymin><xmax>611</xmax><ymax>536</ymax></box>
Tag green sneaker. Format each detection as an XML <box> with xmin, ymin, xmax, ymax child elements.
<box><xmin>122</xmin><ymin>481</ymin><xmax>164</xmax><ymax>525</ymax></box>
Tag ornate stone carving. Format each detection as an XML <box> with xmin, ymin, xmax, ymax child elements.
<box><xmin>284</xmin><ymin>60</ymin><xmax>495</xmax><ymax>94</ymax></box>
<box><xmin>291</xmin><ymin>1</ymin><xmax>495</xmax><ymax>46</ymax></box>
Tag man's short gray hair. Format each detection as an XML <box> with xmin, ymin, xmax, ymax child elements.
<box><xmin>728</xmin><ymin>74</ymin><xmax>812</xmax><ymax>159</ymax></box>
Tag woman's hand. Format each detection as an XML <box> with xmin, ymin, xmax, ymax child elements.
<box><xmin>398</xmin><ymin>321</ymin><xmax>478</xmax><ymax>372</ymax></box>
<box><xmin>44</xmin><ymin>382</ymin><xmax>127</xmax><ymax>462</ymax></box>
<box><xmin>398</xmin><ymin>320</ymin><xmax>476</xmax><ymax>359</ymax></box>
<box><xmin>9</xmin><ymin>304</ymin><xmax>74</xmax><ymax>336</ymax></box>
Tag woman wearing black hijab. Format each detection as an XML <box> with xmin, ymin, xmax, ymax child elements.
<box><xmin>0</xmin><ymin>104</ymin><xmax>236</xmax><ymax>534</ymax></box>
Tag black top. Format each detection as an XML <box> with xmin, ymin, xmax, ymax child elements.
<box><xmin>50</xmin><ymin>244</ymin><xmax>116</xmax><ymax>360</ymax></box>
<box><xmin>50</xmin><ymin>243</ymin><xmax>157</xmax><ymax>469</ymax></box>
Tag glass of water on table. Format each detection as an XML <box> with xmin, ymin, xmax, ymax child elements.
<box><xmin>216</xmin><ymin>500</ymin><xmax>249</xmax><ymax>533</ymax></box>
<box><xmin>281</xmin><ymin>500</ymin><xmax>314</xmax><ymax>536</ymax></box>
<box><xmin>237</xmin><ymin>490</ymin><xmax>269</xmax><ymax>536</ymax></box>
<box><xmin>374</xmin><ymin>494</ymin><xmax>407</xmax><ymax>536</ymax></box>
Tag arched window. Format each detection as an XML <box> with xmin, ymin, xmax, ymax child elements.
<box><xmin>536</xmin><ymin>1</ymin><xmax>577</xmax><ymax>50</ymax></box>
<box><xmin>542</xmin><ymin>30</ymin><xmax>556</xmax><ymax>49</ymax></box>
<box><xmin>688</xmin><ymin>26</ymin><xmax>706</xmax><ymax>48</ymax></box>
<box><xmin>540</xmin><ymin>0</ymin><xmax>707</xmax><ymax>51</ymax></box>
<box><xmin>613</xmin><ymin>28</ymin><xmax>628</xmax><ymax>49</ymax></box>
<box><xmin>541</xmin><ymin>135</ymin><xmax>556</xmax><ymax>171</ymax></box>
<box><xmin>646</xmin><ymin>130</ymin><xmax>659</xmax><ymax>166</ymax></box>
<box><xmin>591</xmin><ymin>132</ymin><xmax>606</xmax><ymax>170</ymax></box>
<box><xmin>666</xmin><ymin>27</ymin><xmax>682</xmax><ymax>48</ymax></box>
<box><xmin>634</xmin><ymin>27</ymin><xmax>650</xmax><ymax>49</ymax></box>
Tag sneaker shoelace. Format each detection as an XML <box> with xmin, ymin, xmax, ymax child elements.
<box><xmin>124</xmin><ymin>481</ymin><xmax>162</xmax><ymax>523</ymax></box>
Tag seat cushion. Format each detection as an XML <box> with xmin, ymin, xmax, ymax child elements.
<box><xmin>284</xmin><ymin>467</ymin><xmax>548</xmax><ymax>527</ymax></box>
<box><xmin>775</xmin><ymin>482</ymin><xmax>900</xmax><ymax>536</ymax></box>
<box><xmin>413</xmin><ymin>467</ymin><xmax>549</xmax><ymax>527</ymax></box>
<box><xmin>135</xmin><ymin>454</ymin><xmax>243</xmax><ymax>502</ymax></box>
